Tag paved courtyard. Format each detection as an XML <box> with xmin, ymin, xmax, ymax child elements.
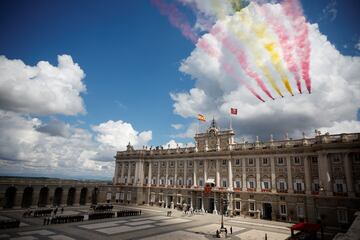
<box><xmin>0</xmin><ymin>205</ymin><xmax>293</xmax><ymax>240</ymax></box>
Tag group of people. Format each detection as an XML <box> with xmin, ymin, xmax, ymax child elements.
<box><xmin>215</xmin><ymin>226</ymin><xmax>233</xmax><ymax>238</ymax></box>
<box><xmin>23</xmin><ymin>207</ymin><xmax>64</xmax><ymax>217</ymax></box>
<box><xmin>183</xmin><ymin>208</ymin><xmax>204</xmax><ymax>216</ymax></box>
<box><xmin>116</xmin><ymin>210</ymin><xmax>141</xmax><ymax>217</ymax></box>
<box><xmin>88</xmin><ymin>212</ymin><xmax>115</xmax><ymax>220</ymax></box>
<box><xmin>91</xmin><ymin>204</ymin><xmax>113</xmax><ymax>212</ymax></box>
<box><xmin>43</xmin><ymin>215</ymin><xmax>84</xmax><ymax>225</ymax></box>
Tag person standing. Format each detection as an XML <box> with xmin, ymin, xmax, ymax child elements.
<box><xmin>230</xmin><ymin>226</ymin><xmax>233</xmax><ymax>234</ymax></box>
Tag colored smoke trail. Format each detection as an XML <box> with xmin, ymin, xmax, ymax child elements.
<box><xmin>151</xmin><ymin>0</ymin><xmax>198</xmax><ymax>43</ymax></box>
<box><xmin>250</xmin><ymin>13</ymin><xmax>294</xmax><ymax>96</ymax></box>
<box><xmin>259</xmin><ymin>4</ymin><xmax>302</xmax><ymax>94</ymax></box>
<box><xmin>282</xmin><ymin>0</ymin><xmax>311</xmax><ymax>93</ymax></box>
<box><xmin>197</xmin><ymin>37</ymin><xmax>265</xmax><ymax>102</ymax></box>
<box><xmin>224</xmin><ymin>64</ymin><xmax>265</xmax><ymax>102</ymax></box>
<box><xmin>233</xmin><ymin>10</ymin><xmax>284</xmax><ymax>97</ymax></box>
<box><xmin>212</xmin><ymin>26</ymin><xmax>274</xmax><ymax>100</ymax></box>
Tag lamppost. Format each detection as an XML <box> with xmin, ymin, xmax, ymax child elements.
<box><xmin>219</xmin><ymin>192</ymin><xmax>227</xmax><ymax>231</ymax></box>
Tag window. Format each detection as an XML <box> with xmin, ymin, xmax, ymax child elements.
<box><xmin>353</xmin><ymin>153</ymin><xmax>360</xmax><ymax>162</ymax></box>
<box><xmin>277</xmin><ymin>157</ymin><xmax>284</xmax><ymax>165</ymax></box>
<box><xmin>127</xmin><ymin>191</ymin><xmax>132</xmax><ymax>201</ymax></box>
<box><xmin>178</xmin><ymin>178</ymin><xmax>183</xmax><ymax>186</ymax></box>
<box><xmin>169</xmin><ymin>179</ymin><xmax>173</xmax><ymax>185</ymax></box>
<box><xmin>236</xmin><ymin>201</ymin><xmax>241</xmax><ymax>210</ymax></box>
<box><xmin>131</xmin><ymin>177</ymin><xmax>135</xmax><ymax>184</ymax></box>
<box><xmin>248</xmin><ymin>158</ymin><xmax>254</xmax><ymax>166</ymax></box>
<box><xmin>294</xmin><ymin>180</ymin><xmax>304</xmax><ymax>192</ymax></box>
<box><xmin>296</xmin><ymin>182</ymin><xmax>302</xmax><ymax>191</ymax></box>
<box><xmin>263</xmin><ymin>181</ymin><xmax>270</xmax><ymax>189</ymax></box>
<box><xmin>199</xmin><ymin>160</ymin><xmax>203</xmax><ymax>166</ymax></box>
<box><xmin>145</xmin><ymin>178</ymin><xmax>148</xmax><ymax>184</ymax></box>
<box><xmin>336</xmin><ymin>183</ymin><xmax>344</xmax><ymax>192</ymax></box>
<box><xmin>235</xmin><ymin>180</ymin><xmax>241</xmax><ymax>188</ymax></box>
<box><xmin>311</xmin><ymin>157</ymin><xmax>318</xmax><ymax>164</ymax></box>
<box><xmin>120</xmin><ymin>192</ymin><xmax>124</xmax><ymax>200</ymax></box>
<box><xmin>222</xmin><ymin>160</ymin><xmax>227</xmax><ymax>165</ymax></box>
<box><xmin>188</xmin><ymin>161</ymin><xmax>193</xmax><ymax>167</ymax></box>
<box><xmin>152</xmin><ymin>178</ymin><xmax>156</xmax><ymax>185</ymax></box>
<box><xmin>154</xmin><ymin>162</ymin><xmax>158</xmax><ymax>167</ymax></box>
<box><xmin>280</xmin><ymin>204</ymin><xmax>287</xmax><ymax>215</ymax></box>
<box><xmin>199</xmin><ymin>179</ymin><xmax>203</xmax><ymax>186</ymax></box>
<box><xmin>279</xmin><ymin>182</ymin><xmax>285</xmax><ymax>190</ymax></box>
<box><xmin>297</xmin><ymin>205</ymin><xmax>304</xmax><ymax>218</ymax></box>
<box><xmin>294</xmin><ymin>157</ymin><xmax>300</xmax><ymax>164</ymax></box>
<box><xmin>249</xmin><ymin>180</ymin><xmax>255</xmax><ymax>189</ymax></box>
<box><xmin>312</xmin><ymin>179</ymin><xmax>320</xmax><ymax>192</ymax></box>
<box><xmin>150</xmin><ymin>193</ymin><xmax>155</xmax><ymax>202</ymax></box>
<box><xmin>170</xmin><ymin>161</ymin><xmax>174</xmax><ymax>167</ymax></box>
<box><xmin>222</xmin><ymin>179</ymin><xmax>227</xmax><ymax>188</ymax></box>
<box><xmin>188</xmin><ymin>179</ymin><xmax>192</xmax><ymax>186</ymax></box>
<box><xmin>124</xmin><ymin>177</ymin><xmax>128</xmax><ymax>184</ymax></box>
<box><xmin>262</xmin><ymin>158</ymin><xmax>268</xmax><ymax>165</ymax></box>
<box><xmin>249</xmin><ymin>202</ymin><xmax>255</xmax><ymax>211</ymax></box>
<box><xmin>162</xmin><ymin>162</ymin><xmax>165</xmax><ymax>167</ymax></box>
<box><xmin>333</xmin><ymin>154</ymin><xmax>341</xmax><ymax>163</ymax></box>
<box><xmin>179</xmin><ymin>161</ymin><xmax>183</xmax><ymax>167</ymax></box>
<box><xmin>337</xmin><ymin>209</ymin><xmax>348</xmax><ymax>224</ymax></box>
<box><xmin>235</xmin><ymin>159</ymin><xmax>240</xmax><ymax>165</ymax></box>
<box><xmin>160</xmin><ymin>178</ymin><xmax>165</xmax><ymax>185</ymax></box>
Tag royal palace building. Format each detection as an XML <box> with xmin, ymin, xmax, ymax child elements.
<box><xmin>114</xmin><ymin>120</ymin><xmax>360</xmax><ymax>228</ymax></box>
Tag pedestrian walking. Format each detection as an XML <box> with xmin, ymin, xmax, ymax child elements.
<box><xmin>225</xmin><ymin>228</ymin><xmax>228</xmax><ymax>237</ymax></box>
<box><xmin>230</xmin><ymin>226</ymin><xmax>232</xmax><ymax>234</ymax></box>
<box><xmin>61</xmin><ymin>207</ymin><xmax>64</xmax><ymax>214</ymax></box>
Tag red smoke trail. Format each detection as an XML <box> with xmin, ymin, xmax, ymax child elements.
<box><xmin>282</xmin><ymin>0</ymin><xmax>311</xmax><ymax>93</ymax></box>
<box><xmin>211</xmin><ymin>26</ymin><xmax>274</xmax><ymax>100</ymax></box>
<box><xmin>224</xmin><ymin>64</ymin><xmax>265</xmax><ymax>102</ymax></box>
<box><xmin>259</xmin><ymin>4</ymin><xmax>302</xmax><ymax>94</ymax></box>
<box><xmin>151</xmin><ymin>0</ymin><xmax>199</xmax><ymax>43</ymax></box>
<box><xmin>197</xmin><ymin>38</ymin><xmax>265</xmax><ymax>102</ymax></box>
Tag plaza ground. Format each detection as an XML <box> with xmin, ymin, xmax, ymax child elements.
<box><xmin>0</xmin><ymin>205</ymin><xmax>320</xmax><ymax>240</ymax></box>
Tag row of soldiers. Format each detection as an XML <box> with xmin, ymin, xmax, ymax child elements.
<box><xmin>88</xmin><ymin>212</ymin><xmax>115</xmax><ymax>220</ymax></box>
<box><xmin>117</xmin><ymin>210</ymin><xmax>141</xmax><ymax>217</ymax></box>
<box><xmin>92</xmin><ymin>204</ymin><xmax>113</xmax><ymax>212</ymax></box>
<box><xmin>43</xmin><ymin>215</ymin><xmax>84</xmax><ymax>225</ymax></box>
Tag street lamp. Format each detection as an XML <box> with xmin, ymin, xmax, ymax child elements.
<box><xmin>219</xmin><ymin>192</ymin><xmax>227</xmax><ymax>232</ymax></box>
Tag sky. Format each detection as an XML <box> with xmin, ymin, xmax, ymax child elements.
<box><xmin>0</xmin><ymin>0</ymin><xmax>359</xmax><ymax>180</ymax></box>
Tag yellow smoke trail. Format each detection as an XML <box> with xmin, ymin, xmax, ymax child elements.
<box><xmin>254</xmin><ymin>24</ymin><xmax>294</xmax><ymax>95</ymax></box>
<box><xmin>231</xmin><ymin>10</ymin><xmax>284</xmax><ymax>97</ymax></box>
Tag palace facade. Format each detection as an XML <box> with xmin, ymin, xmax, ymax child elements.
<box><xmin>114</xmin><ymin>120</ymin><xmax>360</xmax><ymax>228</ymax></box>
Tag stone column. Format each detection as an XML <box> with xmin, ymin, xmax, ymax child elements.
<box><xmin>148</xmin><ymin>162</ymin><xmax>152</xmax><ymax>187</ymax></box>
<box><xmin>134</xmin><ymin>161</ymin><xmax>139</xmax><ymax>185</ymax></box>
<box><xmin>286</xmin><ymin>156</ymin><xmax>293</xmax><ymax>193</ymax></box>
<box><xmin>270</xmin><ymin>157</ymin><xmax>276</xmax><ymax>192</ymax></box>
<box><xmin>113</xmin><ymin>161</ymin><xmax>119</xmax><ymax>185</ymax></box>
<box><xmin>213</xmin><ymin>192</ymin><xmax>218</xmax><ymax>214</ymax></box>
<box><xmin>157</xmin><ymin>161</ymin><xmax>160</xmax><ymax>187</ymax></box>
<box><xmin>256</xmin><ymin>157</ymin><xmax>261</xmax><ymax>192</ymax></box>
<box><xmin>193</xmin><ymin>160</ymin><xmax>197</xmax><ymax>187</ymax></box>
<box><xmin>127</xmin><ymin>162</ymin><xmax>132</xmax><ymax>186</ymax></box>
<box><xmin>139</xmin><ymin>161</ymin><xmax>144</xmax><ymax>186</ymax></box>
<box><xmin>174</xmin><ymin>161</ymin><xmax>178</xmax><ymax>187</ymax></box>
<box><xmin>318</xmin><ymin>152</ymin><xmax>333</xmax><ymax>196</ymax></box>
<box><xmin>344</xmin><ymin>153</ymin><xmax>355</xmax><ymax>197</ymax></box>
<box><xmin>216</xmin><ymin>160</ymin><xmax>220</xmax><ymax>188</ymax></box>
<box><xmin>242</xmin><ymin>158</ymin><xmax>247</xmax><ymax>191</ymax></box>
<box><xmin>184</xmin><ymin>160</ymin><xmax>187</xmax><ymax>187</ymax></box>
<box><xmin>165</xmin><ymin>161</ymin><xmax>169</xmax><ymax>187</ymax></box>
<box><xmin>204</xmin><ymin>160</ymin><xmax>208</xmax><ymax>182</ymax></box>
<box><xmin>201</xmin><ymin>193</ymin><xmax>205</xmax><ymax>212</ymax></box>
<box><xmin>228</xmin><ymin>159</ymin><xmax>233</xmax><ymax>190</ymax></box>
<box><xmin>304</xmin><ymin>156</ymin><xmax>312</xmax><ymax>194</ymax></box>
<box><xmin>120</xmin><ymin>163</ymin><xmax>125</xmax><ymax>184</ymax></box>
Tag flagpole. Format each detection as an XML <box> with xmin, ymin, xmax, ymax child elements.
<box><xmin>230</xmin><ymin>112</ymin><xmax>232</xmax><ymax>130</ymax></box>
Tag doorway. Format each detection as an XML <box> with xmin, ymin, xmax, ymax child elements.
<box><xmin>263</xmin><ymin>203</ymin><xmax>272</xmax><ymax>220</ymax></box>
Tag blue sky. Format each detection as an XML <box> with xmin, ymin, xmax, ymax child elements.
<box><xmin>0</xmin><ymin>0</ymin><xmax>359</xmax><ymax>179</ymax></box>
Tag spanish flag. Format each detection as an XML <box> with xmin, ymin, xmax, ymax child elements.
<box><xmin>198</xmin><ymin>114</ymin><xmax>206</xmax><ymax>122</ymax></box>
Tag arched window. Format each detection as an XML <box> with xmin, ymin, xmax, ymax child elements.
<box><xmin>198</xmin><ymin>177</ymin><xmax>204</xmax><ymax>187</ymax></box>
<box><xmin>177</xmin><ymin>177</ymin><xmax>183</xmax><ymax>186</ymax></box>
<box><xmin>247</xmin><ymin>177</ymin><xmax>256</xmax><ymax>190</ymax></box>
<box><xmin>222</xmin><ymin>178</ymin><xmax>228</xmax><ymax>188</ymax></box>
<box><xmin>334</xmin><ymin>179</ymin><xmax>347</xmax><ymax>193</ymax></box>
<box><xmin>277</xmin><ymin>178</ymin><xmax>287</xmax><ymax>192</ymax></box>
<box><xmin>294</xmin><ymin>179</ymin><xmax>305</xmax><ymax>193</ymax></box>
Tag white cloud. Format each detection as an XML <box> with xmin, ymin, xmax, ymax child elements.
<box><xmin>318</xmin><ymin>120</ymin><xmax>360</xmax><ymax>135</ymax></box>
<box><xmin>92</xmin><ymin>120</ymin><xmax>152</xmax><ymax>150</ymax></box>
<box><xmin>0</xmin><ymin>55</ymin><xmax>86</xmax><ymax>115</ymax></box>
<box><xmin>163</xmin><ymin>139</ymin><xmax>194</xmax><ymax>149</ymax></box>
<box><xmin>171</xmin><ymin>3</ymin><xmax>360</xmax><ymax>140</ymax></box>
<box><xmin>171</xmin><ymin>123</ymin><xmax>184</xmax><ymax>130</ymax></box>
<box><xmin>319</xmin><ymin>0</ymin><xmax>337</xmax><ymax>22</ymax></box>
<box><xmin>355</xmin><ymin>39</ymin><xmax>360</xmax><ymax>51</ymax></box>
<box><xmin>0</xmin><ymin>111</ymin><xmax>152</xmax><ymax>179</ymax></box>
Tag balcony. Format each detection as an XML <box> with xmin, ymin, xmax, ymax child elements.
<box><xmin>234</xmin><ymin>187</ymin><xmax>241</xmax><ymax>192</ymax></box>
<box><xmin>294</xmin><ymin>190</ymin><xmax>305</xmax><ymax>194</ymax></box>
<box><xmin>218</xmin><ymin>187</ymin><xmax>226</xmax><ymax>191</ymax></box>
<box><xmin>247</xmin><ymin>188</ymin><xmax>256</xmax><ymax>192</ymax></box>
<box><xmin>186</xmin><ymin>185</ymin><xmax>191</xmax><ymax>188</ymax></box>
<box><xmin>333</xmin><ymin>192</ymin><xmax>348</xmax><ymax>197</ymax></box>
<box><xmin>311</xmin><ymin>191</ymin><xmax>319</xmax><ymax>195</ymax></box>
<box><xmin>261</xmin><ymin>189</ymin><xmax>271</xmax><ymax>193</ymax></box>
<box><xmin>277</xmin><ymin>189</ymin><xmax>288</xmax><ymax>193</ymax></box>
<box><xmin>151</xmin><ymin>184</ymin><xmax>156</xmax><ymax>187</ymax></box>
